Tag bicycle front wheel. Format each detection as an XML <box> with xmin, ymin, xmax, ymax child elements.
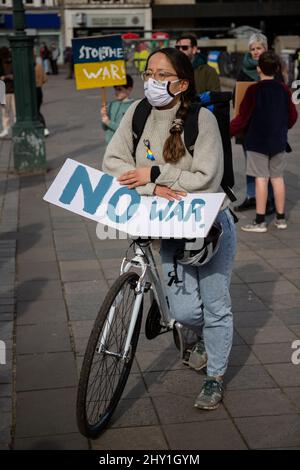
<box><xmin>76</xmin><ymin>271</ymin><xmax>143</xmax><ymax>438</ymax></box>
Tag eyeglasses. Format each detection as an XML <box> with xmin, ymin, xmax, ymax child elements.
<box><xmin>175</xmin><ymin>45</ymin><xmax>192</xmax><ymax>51</ymax></box>
<box><xmin>141</xmin><ymin>70</ymin><xmax>178</xmax><ymax>82</ymax></box>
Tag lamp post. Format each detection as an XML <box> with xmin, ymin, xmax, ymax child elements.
<box><xmin>9</xmin><ymin>0</ymin><xmax>46</xmax><ymax>173</ymax></box>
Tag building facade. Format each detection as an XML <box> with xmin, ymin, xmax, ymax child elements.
<box><xmin>1</xmin><ymin>1</ymin><xmax>300</xmax><ymax>53</ymax></box>
<box><xmin>63</xmin><ymin>0</ymin><xmax>152</xmax><ymax>46</ymax></box>
<box><xmin>152</xmin><ymin>0</ymin><xmax>300</xmax><ymax>41</ymax></box>
<box><xmin>0</xmin><ymin>0</ymin><xmax>62</xmax><ymax>51</ymax></box>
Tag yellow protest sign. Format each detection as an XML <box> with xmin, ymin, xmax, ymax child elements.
<box><xmin>72</xmin><ymin>35</ymin><xmax>127</xmax><ymax>90</ymax></box>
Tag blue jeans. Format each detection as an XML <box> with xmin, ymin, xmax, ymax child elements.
<box><xmin>160</xmin><ymin>208</ymin><xmax>237</xmax><ymax>377</ymax></box>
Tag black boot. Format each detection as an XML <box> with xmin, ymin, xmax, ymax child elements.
<box><xmin>234</xmin><ymin>197</ymin><xmax>256</xmax><ymax>212</ymax></box>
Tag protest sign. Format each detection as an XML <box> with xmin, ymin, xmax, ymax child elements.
<box><xmin>234</xmin><ymin>81</ymin><xmax>253</xmax><ymax>117</ymax></box>
<box><xmin>72</xmin><ymin>34</ymin><xmax>127</xmax><ymax>91</ymax></box>
<box><xmin>44</xmin><ymin>159</ymin><xmax>225</xmax><ymax>239</ymax></box>
<box><xmin>207</xmin><ymin>51</ymin><xmax>221</xmax><ymax>75</ymax></box>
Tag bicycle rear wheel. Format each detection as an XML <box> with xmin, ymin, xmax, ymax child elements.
<box><xmin>76</xmin><ymin>271</ymin><xmax>143</xmax><ymax>438</ymax></box>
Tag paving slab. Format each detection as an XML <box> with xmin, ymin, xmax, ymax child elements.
<box><xmin>233</xmin><ymin>310</ymin><xmax>283</xmax><ymax>328</ymax></box>
<box><xmin>16</xmin><ymin>322</ymin><xmax>72</xmax><ymax>354</ymax></box>
<box><xmin>236</xmin><ymin>325</ymin><xmax>298</xmax><ymax>345</ymax></box>
<box><xmin>225</xmin><ymin>365</ymin><xmax>277</xmax><ymax>390</ymax></box>
<box><xmin>224</xmin><ymin>388</ymin><xmax>297</xmax><ymax>417</ymax></box>
<box><xmin>15</xmin><ymin>388</ymin><xmax>79</xmax><ymax>438</ymax></box>
<box><xmin>152</xmin><ymin>394</ymin><xmax>229</xmax><ymax>424</ymax></box>
<box><xmin>264</xmin><ymin>363</ymin><xmax>300</xmax><ymax>387</ymax></box>
<box><xmin>109</xmin><ymin>397</ymin><xmax>158</xmax><ymax>428</ymax></box>
<box><xmin>163</xmin><ymin>420</ymin><xmax>247</xmax><ymax>450</ymax></box>
<box><xmin>16</xmin><ymin>299</ymin><xmax>68</xmax><ymax>325</ymax></box>
<box><xmin>16</xmin><ymin>280</ymin><xmax>63</xmax><ymax>302</ymax></box>
<box><xmin>14</xmin><ymin>433</ymin><xmax>89</xmax><ymax>450</ymax></box>
<box><xmin>92</xmin><ymin>426</ymin><xmax>168</xmax><ymax>450</ymax></box>
<box><xmin>59</xmin><ymin>260</ymin><xmax>103</xmax><ymax>282</ymax></box>
<box><xmin>17</xmin><ymin>262</ymin><xmax>60</xmax><ymax>282</ymax></box>
<box><xmin>282</xmin><ymin>387</ymin><xmax>300</xmax><ymax>411</ymax></box>
<box><xmin>251</xmin><ymin>342</ymin><xmax>296</xmax><ymax>364</ymax></box>
<box><xmin>16</xmin><ymin>352</ymin><xmax>78</xmax><ymax>392</ymax></box>
<box><xmin>235</xmin><ymin>414</ymin><xmax>300</xmax><ymax>449</ymax></box>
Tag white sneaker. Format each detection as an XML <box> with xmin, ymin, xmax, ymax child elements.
<box><xmin>0</xmin><ymin>129</ymin><xmax>9</xmax><ymax>138</ymax></box>
<box><xmin>241</xmin><ymin>221</ymin><xmax>267</xmax><ymax>233</ymax></box>
<box><xmin>44</xmin><ymin>128</ymin><xmax>50</xmax><ymax>137</ymax></box>
<box><xmin>274</xmin><ymin>218</ymin><xmax>287</xmax><ymax>229</ymax></box>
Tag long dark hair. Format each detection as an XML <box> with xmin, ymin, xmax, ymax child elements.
<box><xmin>145</xmin><ymin>47</ymin><xmax>197</xmax><ymax>163</ymax></box>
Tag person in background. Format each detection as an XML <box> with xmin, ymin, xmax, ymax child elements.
<box><xmin>175</xmin><ymin>34</ymin><xmax>220</xmax><ymax>94</ymax></box>
<box><xmin>50</xmin><ymin>43</ymin><xmax>60</xmax><ymax>75</ymax></box>
<box><xmin>35</xmin><ymin>57</ymin><xmax>50</xmax><ymax>137</ymax></box>
<box><xmin>40</xmin><ymin>43</ymin><xmax>51</xmax><ymax>75</ymax></box>
<box><xmin>233</xmin><ymin>33</ymin><xmax>281</xmax><ymax>214</ymax></box>
<box><xmin>101</xmin><ymin>74</ymin><xmax>134</xmax><ymax>145</ymax></box>
<box><xmin>64</xmin><ymin>47</ymin><xmax>74</xmax><ymax>79</ymax></box>
<box><xmin>0</xmin><ymin>47</ymin><xmax>15</xmax><ymax>139</ymax></box>
<box><xmin>231</xmin><ymin>51</ymin><xmax>298</xmax><ymax>232</ymax></box>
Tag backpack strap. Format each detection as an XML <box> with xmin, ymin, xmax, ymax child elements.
<box><xmin>183</xmin><ymin>102</ymin><xmax>202</xmax><ymax>157</ymax></box>
<box><xmin>132</xmin><ymin>98</ymin><xmax>152</xmax><ymax>163</ymax></box>
<box><xmin>184</xmin><ymin>101</ymin><xmax>237</xmax><ymax>203</ymax></box>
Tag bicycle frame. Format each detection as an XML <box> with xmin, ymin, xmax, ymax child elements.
<box><xmin>98</xmin><ymin>240</ymin><xmax>187</xmax><ymax>362</ymax></box>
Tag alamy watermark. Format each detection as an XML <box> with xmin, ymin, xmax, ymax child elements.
<box><xmin>0</xmin><ymin>340</ymin><xmax>6</xmax><ymax>365</ymax></box>
<box><xmin>292</xmin><ymin>80</ymin><xmax>300</xmax><ymax>105</ymax></box>
<box><xmin>291</xmin><ymin>340</ymin><xmax>300</xmax><ymax>365</ymax></box>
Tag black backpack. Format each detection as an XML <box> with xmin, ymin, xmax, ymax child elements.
<box><xmin>132</xmin><ymin>91</ymin><xmax>236</xmax><ymax>202</ymax></box>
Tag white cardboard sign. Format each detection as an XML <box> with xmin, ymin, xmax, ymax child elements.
<box><xmin>43</xmin><ymin>158</ymin><xmax>225</xmax><ymax>238</ymax></box>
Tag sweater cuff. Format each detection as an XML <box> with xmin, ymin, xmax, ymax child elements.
<box><xmin>150</xmin><ymin>166</ymin><xmax>161</xmax><ymax>183</ymax></box>
<box><xmin>135</xmin><ymin>182</ymin><xmax>156</xmax><ymax>196</ymax></box>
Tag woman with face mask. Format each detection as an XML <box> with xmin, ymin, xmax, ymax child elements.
<box><xmin>102</xmin><ymin>48</ymin><xmax>237</xmax><ymax>411</ymax></box>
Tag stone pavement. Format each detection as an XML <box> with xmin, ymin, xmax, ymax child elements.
<box><xmin>0</xmin><ymin>71</ymin><xmax>300</xmax><ymax>450</ymax></box>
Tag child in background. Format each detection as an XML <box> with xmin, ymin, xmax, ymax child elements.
<box><xmin>230</xmin><ymin>51</ymin><xmax>298</xmax><ymax>232</ymax></box>
<box><xmin>101</xmin><ymin>74</ymin><xmax>134</xmax><ymax>145</ymax></box>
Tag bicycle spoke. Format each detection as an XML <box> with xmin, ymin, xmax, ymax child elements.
<box><xmin>81</xmin><ymin>273</ymin><xmax>141</xmax><ymax>430</ymax></box>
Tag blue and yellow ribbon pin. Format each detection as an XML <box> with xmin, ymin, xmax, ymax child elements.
<box><xmin>143</xmin><ymin>139</ymin><xmax>156</xmax><ymax>161</ymax></box>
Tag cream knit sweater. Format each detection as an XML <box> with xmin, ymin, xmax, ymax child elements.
<box><xmin>102</xmin><ymin>99</ymin><xmax>224</xmax><ymax>198</ymax></box>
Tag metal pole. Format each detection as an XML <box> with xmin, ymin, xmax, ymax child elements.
<box><xmin>9</xmin><ymin>0</ymin><xmax>46</xmax><ymax>173</ymax></box>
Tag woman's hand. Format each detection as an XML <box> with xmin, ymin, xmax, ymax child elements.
<box><xmin>154</xmin><ymin>185</ymin><xmax>187</xmax><ymax>201</ymax></box>
<box><xmin>118</xmin><ymin>167</ymin><xmax>151</xmax><ymax>188</ymax></box>
<box><xmin>101</xmin><ymin>104</ymin><xmax>110</xmax><ymax>125</ymax></box>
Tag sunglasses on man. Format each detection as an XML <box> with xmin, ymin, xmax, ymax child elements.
<box><xmin>175</xmin><ymin>45</ymin><xmax>192</xmax><ymax>51</ymax></box>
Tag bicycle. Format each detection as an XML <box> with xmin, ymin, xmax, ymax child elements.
<box><xmin>76</xmin><ymin>237</ymin><xmax>193</xmax><ymax>439</ymax></box>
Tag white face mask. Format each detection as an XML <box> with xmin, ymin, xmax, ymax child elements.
<box><xmin>144</xmin><ymin>78</ymin><xmax>181</xmax><ymax>107</ymax></box>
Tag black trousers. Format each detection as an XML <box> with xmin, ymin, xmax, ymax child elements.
<box><xmin>36</xmin><ymin>87</ymin><xmax>46</xmax><ymax>128</ymax></box>
<box><xmin>50</xmin><ymin>59</ymin><xmax>58</xmax><ymax>75</ymax></box>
